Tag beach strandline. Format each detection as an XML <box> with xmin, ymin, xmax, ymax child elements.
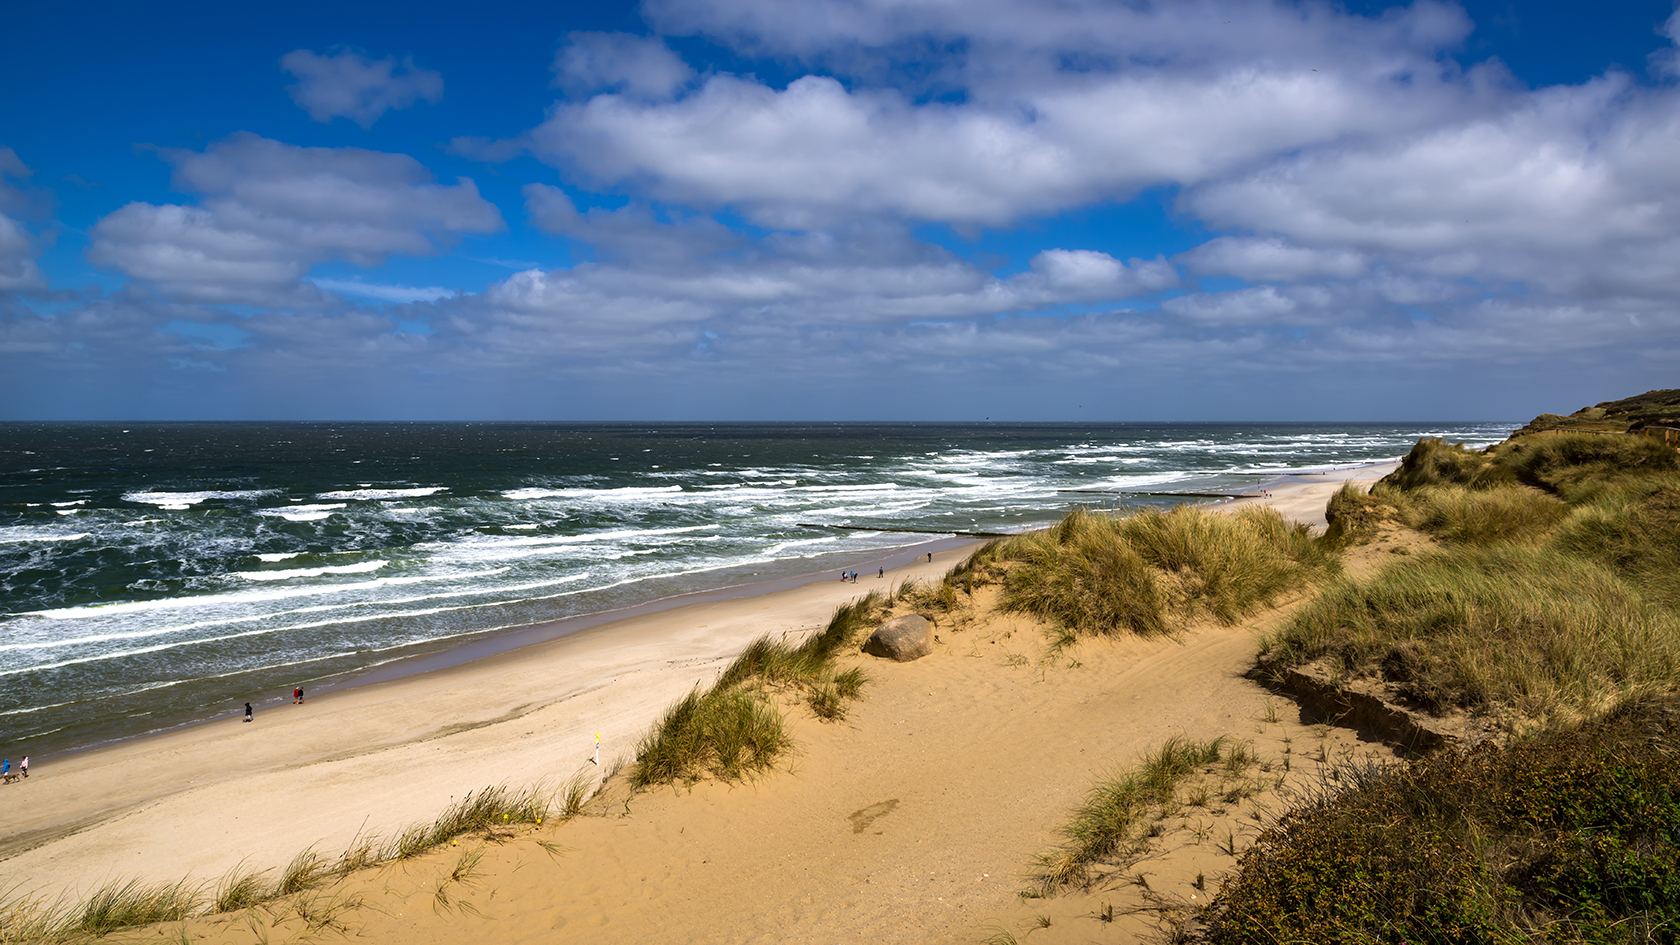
<box><xmin>1</xmin><ymin>460</ymin><xmax>1398</xmax><ymax>907</ymax></box>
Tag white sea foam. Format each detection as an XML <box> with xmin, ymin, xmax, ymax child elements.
<box><xmin>315</xmin><ymin>487</ymin><xmax>447</xmax><ymax>501</ymax></box>
<box><xmin>256</xmin><ymin>503</ymin><xmax>346</xmax><ymax>522</ymax></box>
<box><xmin>234</xmin><ymin>561</ymin><xmax>387</xmax><ymax>581</ymax></box>
<box><xmin>502</xmin><ymin>485</ymin><xmax>683</xmax><ymax>501</ymax></box>
<box><xmin>0</xmin><ymin>531</ymin><xmax>90</xmax><ymax>545</ymax></box>
<box><xmin>504</xmin><ymin>524</ymin><xmax>539</xmax><ymax>530</ymax></box>
<box><xmin>256</xmin><ymin>552</ymin><xmax>302</xmax><ymax>562</ymax></box>
<box><xmin>22</xmin><ymin>570</ymin><xmax>481</xmax><ymax>621</ymax></box>
<box><xmin>123</xmin><ymin>489</ymin><xmax>277</xmax><ymax>507</ymax></box>
<box><xmin>51</xmin><ymin>500</ymin><xmax>88</xmax><ymax>507</ymax></box>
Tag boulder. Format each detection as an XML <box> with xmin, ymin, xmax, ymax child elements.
<box><xmin>863</xmin><ymin>614</ymin><xmax>934</xmax><ymax>662</ymax></box>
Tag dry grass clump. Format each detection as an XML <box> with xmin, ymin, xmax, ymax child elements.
<box><xmin>632</xmin><ymin>592</ymin><xmax>888</xmax><ymax>788</ymax></box>
<box><xmin>1554</xmin><ymin>487</ymin><xmax>1680</xmax><ymax>611</ymax></box>
<box><xmin>996</xmin><ymin>505</ymin><xmax>1332</xmax><ymax>639</ymax></box>
<box><xmin>1037</xmin><ymin>736</ymin><xmax>1260</xmax><ymax>892</ymax></box>
<box><xmin>630</xmin><ymin>687</ymin><xmax>792</xmax><ymax>788</ymax></box>
<box><xmin>1499</xmin><ymin>430</ymin><xmax>1680</xmax><ymax>502</ymax></box>
<box><xmin>1385</xmin><ymin>437</ymin><xmax>1516</xmax><ymax>491</ymax></box>
<box><xmin>1209</xmin><ymin>697</ymin><xmax>1680</xmax><ymax>945</ymax></box>
<box><xmin>1259</xmin><ymin>545</ymin><xmax>1680</xmax><ymax>727</ymax></box>
<box><xmin>1401</xmin><ymin>484</ymin><xmax>1568</xmax><ymax>546</ymax></box>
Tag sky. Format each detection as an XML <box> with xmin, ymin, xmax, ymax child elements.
<box><xmin>3</xmin><ymin>0</ymin><xmax>1679</xmax><ymax>421</ymax></box>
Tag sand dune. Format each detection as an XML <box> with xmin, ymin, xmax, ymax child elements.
<box><xmin>7</xmin><ymin>461</ymin><xmax>1399</xmax><ymax>943</ymax></box>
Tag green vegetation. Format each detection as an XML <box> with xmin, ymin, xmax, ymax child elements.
<box><xmin>630</xmin><ymin>591</ymin><xmax>887</xmax><ymax>788</ymax></box>
<box><xmin>0</xmin><ymin>783</ymin><xmax>563</xmax><ymax>942</ymax></box>
<box><xmin>1037</xmin><ymin>736</ymin><xmax>1261</xmax><ymax>892</ymax></box>
<box><xmin>1211</xmin><ymin>698</ymin><xmax>1680</xmax><ymax>945</ymax></box>
<box><xmin>988</xmin><ymin>505</ymin><xmax>1333</xmax><ymax>639</ymax></box>
<box><xmin>1227</xmin><ymin>397</ymin><xmax>1680</xmax><ymax>943</ymax></box>
<box><xmin>1261</xmin><ymin>544</ymin><xmax>1680</xmax><ymax>726</ymax></box>
<box><xmin>1265</xmin><ymin>424</ymin><xmax>1680</xmax><ymax>731</ymax></box>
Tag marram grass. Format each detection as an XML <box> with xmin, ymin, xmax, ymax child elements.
<box><xmin>1259</xmin><ymin>543</ymin><xmax>1680</xmax><ymax>729</ymax></box>
<box><xmin>631</xmin><ymin>591</ymin><xmax>887</xmax><ymax>789</ymax></box>
<box><xmin>994</xmin><ymin>505</ymin><xmax>1333</xmax><ymax>638</ymax></box>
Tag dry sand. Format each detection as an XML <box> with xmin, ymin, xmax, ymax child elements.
<box><xmin>8</xmin><ymin>460</ymin><xmax>1400</xmax><ymax>943</ymax></box>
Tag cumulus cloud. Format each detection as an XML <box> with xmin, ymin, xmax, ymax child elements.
<box><xmin>281</xmin><ymin>49</ymin><xmax>443</xmax><ymax>128</ymax></box>
<box><xmin>0</xmin><ymin>147</ymin><xmax>47</xmax><ymax>293</ymax></box>
<box><xmin>88</xmin><ymin>134</ymin><xmax>502</xmax><ymax>303</ymax></box>
<box><xmin>528</xmin><ymin>1</ymin><xmax>1487</xmax><ymax>227</ymax></box>
<box><xmin>553</xmin><ymin>32</ymin><xmax>695</xmax><ymax>100</ymax></box>
<box><xmin>523</xmin><ymin>184</ymin><xmax>744</xmax><ymax>263</ymax></box>
<box><xmin>1183</xmin><ymin>75</ymin><xmax>1680</xmax><ymax>298</ymax></box>
<box><xmin>1177</xmin><ymin>237</ymin><xmax>1368</xmax><ymax>282</ymax></box>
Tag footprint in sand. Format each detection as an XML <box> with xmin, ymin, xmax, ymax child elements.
<box><xmin>848</xmin><ymin>798</ymin><xmax>899</xmax><ymax>834</ymax></box>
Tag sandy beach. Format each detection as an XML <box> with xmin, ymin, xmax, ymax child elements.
<box><xmin>3</xmin><ymin>460</ymin><xmax>1399</xmax><ymax>941</ymax></box>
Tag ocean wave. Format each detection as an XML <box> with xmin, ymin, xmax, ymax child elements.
<box><xmin>123</xmin><ymin>489</ymin><xmax>278</xmax><ymax>508</ymax></box>
<box><xmin>21</xmin><ymin>570</ymin><xmax>481</xmax><ymax>621</ymax></box>
<box><xmin>255</xmin><ymin>552</ymin><xmax>302</xmax><ymax>562</ymax></box>
<box><xmin>502</xmin><ymin>485</ymin><xmax>684</xmax><ymax>501</ymax></box>
<box><xmin>255</xmin><ymin>503</ymin><xmax>346</xmax><ymax>522</ymax></box>
<box><xmin>315</xmin><ymin>486</ymin><xmax>447</xmax><ymax>501</ymax></box>
<box><xmin>0</xmin><ymin>530</ymin><xmax>89</xmax><ymax>545</ymax></box>
<box><xmin>234</xmin><ymin>561</ymin><xmax>387</xmax><ymax>581</ymax></box>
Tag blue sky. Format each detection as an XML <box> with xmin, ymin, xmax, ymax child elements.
<box><xmin>3</xmin><ymin>0</ymin><xmax>1678</xmax><ymax>420</ymax></box>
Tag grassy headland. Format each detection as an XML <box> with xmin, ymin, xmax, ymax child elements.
<box><xmin>1217</xmin><ymin>395</ymin><xmax>1680</xmax><ymax>943</ymax></box>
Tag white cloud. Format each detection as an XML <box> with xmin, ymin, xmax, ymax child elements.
<box><xmin>309</xmin><ymin>278</ymin><xmax>456</xmax><ymax>303</ymax></box>
<box><xmin>88</xmin><ymin>134</ymin><xmax>502</xmax><ymax>303</ymax></box>
<box><xmin>0</xmin><ymin>147</ymin><xmax>47</xmax><ymax>293</ymax></box>
<box><xmin>553</xmin><ymin>32</ymin><xmax>695</xmax><ymax>100</ymax></box>
<box><xmin>523</xmin><ymin>184</ymin><xmax>744</xmax><ymax>263</ymax></box>
<box><xmin>1183</xmin><ymin>75</ymin><xmax>1680</xmax><ymax>298</ymax></box>
<box><xmin>1177</xmin><ymin>237</ymin><xmax>1368</xmax><ymax>282</ymax></box>
<box><xmin>281</xmin><ymin>49</ymin><xmax>443</xmax><ymax>128</ymax></box>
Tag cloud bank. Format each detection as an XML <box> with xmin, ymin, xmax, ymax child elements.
<box><xmin>7</xmin><ymin>1</ymin><xmax>1680</xmax><ymax>418</ymax></box>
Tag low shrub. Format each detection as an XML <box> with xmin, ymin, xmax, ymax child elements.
<box><xmin>1210</xmin><ymin>699</ymin><xmax>1680</xmax><ymax>945</ymax></box>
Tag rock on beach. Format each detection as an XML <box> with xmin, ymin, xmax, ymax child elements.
<box><xmin>863</xmin><ymin>614</ymin><xmax>934</xmax><ymax>662</ymax></box>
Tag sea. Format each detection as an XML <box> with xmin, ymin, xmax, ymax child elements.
<box><xmin>0</xmin><ymin>421</ymin><xmax>1513</xmax><ymax>758</ymax></box>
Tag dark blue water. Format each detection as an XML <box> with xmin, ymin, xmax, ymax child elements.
<box><xmin>0</xmin><ymin>421</ymin><xmax>1512</xmax><ymax>757</ymax></box>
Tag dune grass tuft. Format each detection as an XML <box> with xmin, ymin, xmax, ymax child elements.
<box><xmin>1402</xmin><ymin>484</ymin><xmax>1569</xmax><ymax>545</ymax></box>
<box><xmin>70</xmin><ymin>879</ymin><xmax>202</xmax><ymax>938</ymax></box>
<box><xmin>211</xmin><ymin>866</ymin><xmax>268</xmax><ymax>914</ymax></box>
<box><xmin>631</xmin><ymin>686</ymin><xmax>792</xmax><ymax>788</ymax></box>
<box><xmin>1260</xmin><ymin>543</ymin><xmax>1680</xmax><ymax>728</ymax></box>
<box><xmin>995</xmin><ymin>505</ymin><xmax>1332</xmax><ymax>639</ymax></box>
<box><xmin>631</xmin><ymin>592</ymin><xmax>887</xmax><ymax>788</ymax></box>
<box><xmin>1037</xmin><ymin>736</ymin><xmax>1254</xmax><ymax>892</ymax></box>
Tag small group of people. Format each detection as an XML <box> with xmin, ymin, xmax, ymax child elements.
<box><xmin>241</xmin><ymin>686</ymin><xmax>305</xmax><ymax>723</ymax></box>
<box><xmin>839</xmin><ymin>570</ymin><xmax>860</xmax><ymax>582</ymax></box>
<box><xmin>1</xmin><ymin>756</ymin><xmax>29</xmax><ymax>781</ymax></box>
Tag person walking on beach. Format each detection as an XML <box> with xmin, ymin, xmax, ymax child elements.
<box><xmin>1</xmin><ymin>759</ymin><xmax>8</xmax><ymax>777</ymax></box>
<box><xmin>244</xmin><ymin>702</ymin><xmax>253</xmax><ymax>722</ymax></box>
<box><xmin>293</xmin><ymin>687</ymin><xmax>303</xmax><ymax>704</ymax></box>
<box><xmin>19</xmin><ymin>756</ymin><xmax>26</xmax><ymax>778</ymax></box>
<box><xmin>878</xmin><ymin>567</ymin><xmax>884</xmax><ymax>578</ymax></box>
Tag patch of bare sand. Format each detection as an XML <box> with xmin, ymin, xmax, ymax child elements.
<box><xmin>152</xmin><ymin>580</ymin><xmax>1398</xmax><ymax>945</ymax></box>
